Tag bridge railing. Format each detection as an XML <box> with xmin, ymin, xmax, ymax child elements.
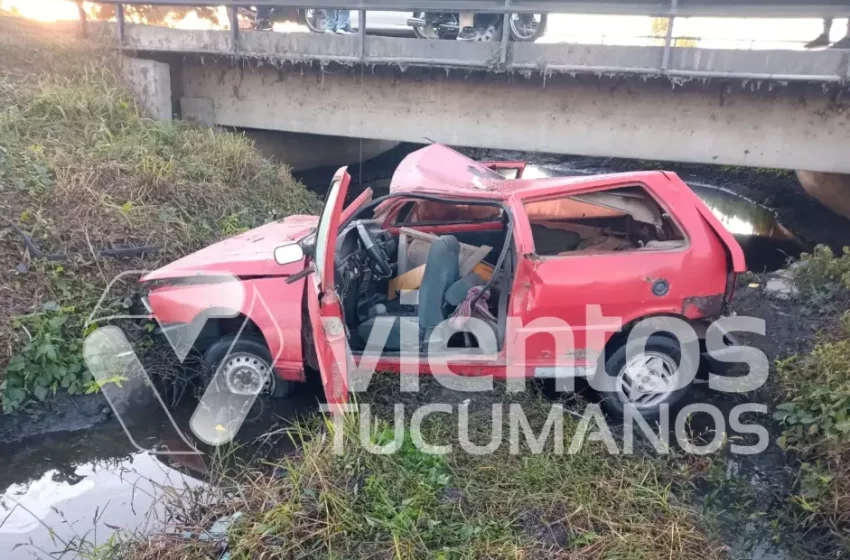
<box><xmin>91</xmin><ymin>1</ymin><xmax>850</xmax><ymax>83</ymax></box>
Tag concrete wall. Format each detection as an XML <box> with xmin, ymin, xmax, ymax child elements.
<box><xmin>796</xmin><ymin>170</ymin><xmax>850</xmax><ymax>220</ymax></box>
<box><xmin>120</xmin><ymin>57</ymin><xmax>172</xmax><ymax>121</ymax></box>
<box><xmin>178</xmin><ymin>61</ymin><xmax>850</xmax><ymax>173</ymax></box>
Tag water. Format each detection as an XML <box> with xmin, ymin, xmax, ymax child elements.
<box><xmin>0</xmin><ymin>148</ymin><xmax>811</xmax><ymax>558</ymax></box>
<box><xmin>0</xmin><ymin>388</ymin><xmax>320</xmax><ymax>558</ymax></box>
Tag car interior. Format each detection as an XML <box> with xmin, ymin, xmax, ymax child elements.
<box><xmin>332</xmin><ymin>195</ymin><xmax>512</xmax><ymax>355</ymax></box>
<box><xmin>328</xmin><ymin>184</ymin><xmax>684</xmax><ymax>356</ymax></box>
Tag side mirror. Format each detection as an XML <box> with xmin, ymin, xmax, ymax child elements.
<box><xmin>274</xmin><ymin>243</ymin><xmax>305</xmax><ymax>265</ymax></box>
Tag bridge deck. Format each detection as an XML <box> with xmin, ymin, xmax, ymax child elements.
<box><xmin>118</xmin><ymin>24</ymin><xmax>850</xmax><ymax>83</ymax></box>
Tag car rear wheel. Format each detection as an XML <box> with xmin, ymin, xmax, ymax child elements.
<box><xmin>202</xmin><ymin>336</ymin><xmax>294</xmax><ymax>399</ymax></box>
<box><xmin>597</xmin><ymin>335</ymin><xmax>692</xmax><ymax>419</ymax></box>
<box><xmin>302</xmin><ymin>9</ymin><xmax>326</xmax><ymax>33</ymax></box>
<box><xmin>508</xmin><ymin>13</ymin><xmax>547</xmax><ymax>42</ymax></box>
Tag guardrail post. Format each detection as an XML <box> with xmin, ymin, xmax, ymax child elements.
<box><xmin>499</xmin><ymin>0</ymin><xmax>511</xmax><ymax>67</ymax></box>
<box><xmin>359</xmin><ymin>9</ymin><xmax>367</xmax><ymax>62</ymax></box>
<box><xmin>116</xmin><ymin>3</ymin><xmax>125</xmax><ymax>45</ymax></box>
<box><xmin>76</xmin><ymin>0</ymin><xmax>88</xmax><ymax>38</ymax></box>
<box><xmin>229</xmin><ymin>5</ymin><xmax>239</xmax><ymax>52</ymax></box>
<box><xmin>661</xmin><ymin>0</ymin><xmax>677</xmax><ymax>71</ymax></box>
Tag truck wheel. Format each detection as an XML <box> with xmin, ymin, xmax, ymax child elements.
<box><xmin>202</xmin><ymin>336</ymin><xmax>295</xmax><ymax>399</ymax></box>
<box><xmin>596</xmin><ymin>335</ymin><xmax>693</xmax><ymax>419</ymax></box>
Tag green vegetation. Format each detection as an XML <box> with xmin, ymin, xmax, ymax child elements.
<box><xmin>0</xmin><ymin>15</ymin><xmax>321</xmax><ymax>411</ymax></box>
<box><xmin>98</xmin><ymin>389</ymin><xmax>723</xmax><ymax>560</ymax></box>
<box><xmin>771</xmin><ymin>246</ymin><xmax>850</xmax><ymax>552</ymax></box>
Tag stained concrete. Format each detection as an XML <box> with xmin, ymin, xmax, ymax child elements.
<box><xmin>176</xmin><ymin>60</ymin><xmax>850</xmax><ymax>174</ymax></box>
<box><xmin>119</xmin><ymin>57</ymin><xmax>172</xmax><ymax>121</ymax></box>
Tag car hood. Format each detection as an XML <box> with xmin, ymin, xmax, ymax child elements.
<box><xmin>142</xmin><ymin>215</ymin><xmax>319</xmax><ymax>282</ymax></box>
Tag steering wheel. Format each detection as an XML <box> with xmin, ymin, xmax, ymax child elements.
<box><xmin>356</xmin><ymin>223</ymin><xmax>393</xmax><ymax>279</ymax></box>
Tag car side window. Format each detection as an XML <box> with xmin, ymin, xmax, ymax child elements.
<box><xmin>523</xmin><ymin>185</ymin><xmax>686</xmax><ymax>257</ymax></box>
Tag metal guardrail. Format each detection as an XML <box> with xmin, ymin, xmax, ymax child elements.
<box><xmin>95</xmin><ymin>1</ymin><xmax>850</xmax><ymax>18</ymax></box>
<box><xmin>97</xmin><ymin>1</ymin><xmax>850</xmax><ymax>83</ymax></box>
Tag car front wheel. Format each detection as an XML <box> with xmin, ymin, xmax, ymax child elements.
<box><xmin>597</xmin><ymin>335</ymin><xmax>693</xmax><ymax>419</ymax></box>
<box><xmin>202</xmin><ymin>336</ymin><xmax>295</xmax><ymax>399</ymax></box>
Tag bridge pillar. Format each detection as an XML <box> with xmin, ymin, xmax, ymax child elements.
<box><xmin>120</xmin><ymin>57</ymin><xmax>172</xmax><ymax>121</ymax></box>
<box><xmin>796</xmin><ymin>171</ymin><xmax>850</xmax><ymax>221</ymax></box>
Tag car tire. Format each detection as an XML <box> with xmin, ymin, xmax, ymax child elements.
<box><xmin>301</xmin><ymin>9</ymin><xmax>326</xmax><ymax>33</ymax></box>
<box><xmin>595</xmin><ymin>334</ymin><xmax>694</xmax><ymax>419</ymax></box>
<box><xmin>201</xmin><ymin>335</ymin><xmax>295</xmax><ymax>399</ymax></box>
<box><xmin>508</xmin><ymin>13</ymin><xmax>547</xmax><ymax>42</ymax></box>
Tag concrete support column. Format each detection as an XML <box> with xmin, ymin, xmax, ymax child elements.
<box><xmin>120</xmin><ymin>57</ymin><xmax>173</xmax><ymax>121</ymax></box>
<box><xmin>796</xmin><ymin>171</ymin><xmax>850</xmax><ymax>220</ymax></box>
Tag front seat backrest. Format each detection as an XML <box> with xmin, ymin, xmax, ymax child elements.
<box><xmin>418</xmin><ymin>235</ymin><xmax>460</xmax><ymax>332</ymax></box>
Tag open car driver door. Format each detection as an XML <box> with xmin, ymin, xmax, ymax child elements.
<box><xmin>306</xmin><ymin>167</ymin><xmax>353</xmax><ymax>414</ymax></box>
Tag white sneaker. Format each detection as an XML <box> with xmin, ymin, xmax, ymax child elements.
<box><xmin>336</xmin><ymin>28</ymin><xmax>354</xmax><ymax>34</ymax></box>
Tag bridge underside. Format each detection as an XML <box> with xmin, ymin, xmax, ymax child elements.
<box><xmin>116</xmin><ymin>26</ymin><xmax>850</xmax><ymax>173</ymax></box>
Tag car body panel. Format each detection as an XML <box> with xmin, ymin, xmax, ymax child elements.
<box><xmin>142</xmin><ymin>144</ymin><xmax>746</xmax><ymax>406</ymax></box>
<box><xmin>142</xmin><ymin>215</ymin><xmax>318</xmax><ymax>282</ymax></box>
<box><xmin>306</xmin><ymin>167</ymin><xmax>353</xmax><ymax>412</ymax></box>
<box><xmin>147</xmin><ymin>275</ymin><xmax>308</xmax><ymax>381</ymax></box>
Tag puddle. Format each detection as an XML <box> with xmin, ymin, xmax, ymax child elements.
<box><xmin>0</xmin><ymin>388</ymin><xmax>321</xmax><ymax>557</ymax></box>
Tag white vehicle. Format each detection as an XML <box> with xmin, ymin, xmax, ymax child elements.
<box><xmin>302</xmin><ymin>10</ymin><xmax>416</xmax><ymax>36</ymax></box>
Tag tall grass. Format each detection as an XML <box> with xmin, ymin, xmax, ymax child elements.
<box><xmin>111</xmin><ymin>389</ymin><xmax>723</xmax><ymax>560</ymax></box>
<box><xmin>0</xmin><ymin>15</ymin><xmax>321</xmax><ymax>410</ymax></box>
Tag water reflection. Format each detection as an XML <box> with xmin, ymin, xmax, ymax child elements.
<box><xmin>0</xmin><ymin>386</ymin><xmax>320</xmax><ymax>557</ymax></box>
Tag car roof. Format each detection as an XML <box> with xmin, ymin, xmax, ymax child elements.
<box><xmin>388</xmin><ymin>144</ymin><xmax>669</xmax><ymax>199</ymax></box>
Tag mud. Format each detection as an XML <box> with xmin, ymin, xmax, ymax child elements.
<box><xmin>0</xmin><ymin>392</ymin><xmax>112</xmax><ymax>445</ymax></box>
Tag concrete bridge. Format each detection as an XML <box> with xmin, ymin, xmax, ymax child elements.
<box><xmin>119</xmin><ymin>22</ymin><xmax>850</xmax><ymax>175</ymax></box>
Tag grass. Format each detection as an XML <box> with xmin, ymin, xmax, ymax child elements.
<box><xmin>84</xmin><ymin>386</ymin><xmax>724</xmax><ymax>560</ymax></box>
<box><xmin>768</xmin><ymin>246</ymin><xmax>850</xmax><ymax>554</ymax></box>
<box><xmin>0</xmin><ymin>14</ymin><xmax>322</xmax><ymax>411</ymax></box>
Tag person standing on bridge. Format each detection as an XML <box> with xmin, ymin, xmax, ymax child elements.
<box><xmin>324</xmin><ymin>9</ymin><xmax>353</xmax><ymax>34</ymax></box>
<box><xmin>805</xmin><ymin>18</ymin><xmax>850</xmax><ymax>49</ymax></box>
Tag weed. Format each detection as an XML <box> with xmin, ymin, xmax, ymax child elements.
<box><xmin>114</xmin><ymin>390</ymin><xmax>724</xmax><ymax>560</ymax></box>
<box><xmin>772</xmin><ymin>247</ymin><xmax>850</xmax><ymax>551</ymax></box>
<box><xmin>0</xmin><ymin>15</ymin><xmax>322</xmax><ymax>410</ymax></box>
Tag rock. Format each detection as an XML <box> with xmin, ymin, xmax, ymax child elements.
<box><xmin>763</xmin><ymin>270</ymin><xmax>797</xmax><ymax>300</ymax></box>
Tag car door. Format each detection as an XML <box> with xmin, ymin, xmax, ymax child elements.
<box><xmin>306</xmin><ymin>167</ymin><xmax>353</xmax><ymax>413</ymax></box>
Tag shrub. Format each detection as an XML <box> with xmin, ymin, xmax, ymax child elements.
<box><xmin>0</xmin><ymin>23</ymin><xmax>321</xmax><ymax>411</ymax></box>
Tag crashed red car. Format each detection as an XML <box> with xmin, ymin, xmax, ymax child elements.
<box><xmin>141</xmin><ymin>144</ymin><xmax>746</xmax><ymax>417</ymax></box>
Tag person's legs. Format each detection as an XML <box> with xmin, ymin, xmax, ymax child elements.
<box><xmin>256</xmin><ymin>5</ymin><xmax>274</xmax><ymax>31</ymax></box>
<box><xmin>805</xmin><ymin>17</ymin><xmax>832</xmax><ymax>48</ymax></box>
<box><xmin>335</xmin><ymin>10</ymin><xmax>352</xmax><ymax>33</ymax></box>
<box><xmin>325</xmin><ymin>9</ymin><xmax>338</xmax><ymax>32</ymax></box>
<box><xmin>831</xmin><ymin>19</ymin><xmax>850</xmax><ymax>49</ymax></box>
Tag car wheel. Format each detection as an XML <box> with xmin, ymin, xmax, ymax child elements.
<box><xmin>596</xmin><ymin>335</ymin><xmax>692</xmax><ymax>419</ymax></box>
<box><xmin>508</xmin><ymin>13</ymin><xmax>547</xmax><ymax>42</ymax></box>
<box><xmin>202</xmin><ymin>336</ymin><xmax>295</xmax><ymax>399</ymax></box>
<box><xmin>301</xmin><ymin>9</ymin><xmax>327</xmax><ymax>33</ymax></box>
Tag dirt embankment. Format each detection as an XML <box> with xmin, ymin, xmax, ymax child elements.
<box><xmin>0</xmin><ymin>14</ymin><xmax>321</xmax><ymax>426</ymax></box>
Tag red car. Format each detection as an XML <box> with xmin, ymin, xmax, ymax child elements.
<box><xmin>141</xmin><ymin>145</ymin><xmax>745</xmax><ymax>417</ymax></box>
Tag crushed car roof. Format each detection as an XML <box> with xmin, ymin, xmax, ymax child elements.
<box><xmin>389</xmin><ymin>144</ymin><xmax>667</xmax><ymax>199</ymax></box>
